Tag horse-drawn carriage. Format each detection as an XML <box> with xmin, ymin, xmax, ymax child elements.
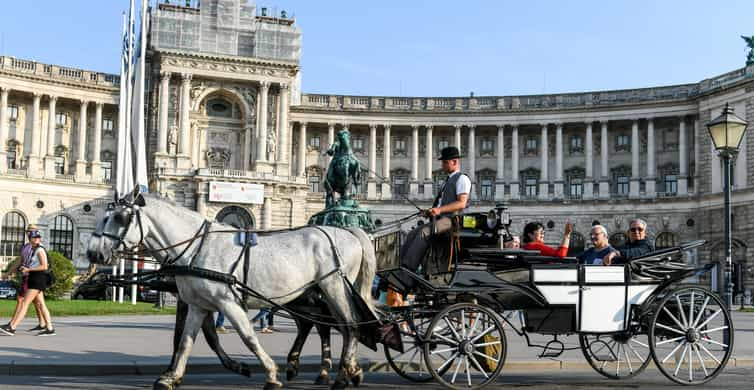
<box><xmin>371</xmin><ymin>206</ymin><xmax>733</xmax><ymax>389</ymax></box>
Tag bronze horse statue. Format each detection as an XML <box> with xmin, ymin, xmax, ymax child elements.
<box><xmin>324</xmin><ymin>130</ymin><xmax>361</xmax><ymax>208</ymax></box>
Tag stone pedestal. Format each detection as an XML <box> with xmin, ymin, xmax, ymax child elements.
<box><xmin>553</xmin><ymin>181</ymin><xmax>564</xmax><ymax>199</ymax></box>
<box><xmin>367</xmin><ymin>180</ymin><xmax>378</xmax><ymax>200</ymax></box>
<box><xmin>90</xmin><ymin>161</ymin><xmax>103</xmax><ymax>183</ymax></box>
<box><xmin>176</xmin><ymin>155</ymin><xmax>192</xmax><ymax>171</ymax></box>
<box><xmin>538</xmin><ymin>183</ymin><xmax>550</xmax><ymax>201</ymax></box>
<box><xmin>423</xmin><ymin>182</ymin><xmax>434</xmax><ymax>201</ymax></box>
<box><xmin>254</xmin><ymin>160</ymin><xmax>274</xmax><ymax>174</ymax></box>
<box><xmin>508</xmin><ymin>183</ymin><xmax>520</xmax><ymax>200</ymax></box>
<box><xmin>275</xmin><ymin>162</ymin><xmax>290</xmax><ymax>177</ymax></box>
<box><xmin>409</xmin><ymin>181</ymin><xmax>419</xmax><ymax>199</ymax></box>
<box><xmin>678</xmin><ymin>177</ymin><xmax>688</xmax><ymax>196</ymax></box>
<box><xmin>75</xmin><ymin>160</ymin><xmax>88</xmax><ymax>182</ymax></box>
<box><xmin>583</xmin><ymin>181</ymin><xmax>594</xmax><ymax>200</ymax></box>
<box><xmin>598</xmin><ymin>180</ymin><xmax>610</xmax><ymax>199</ymax></box>
<box><xmin>494</xmin><ymin>181</ymin><xmax>506</xmax><ymax>202</ymax></box>
<box><xmin>307</xmin><ymin>198</ymin><xmax>376</xmax><ymax>232</ymax></box>
<box><xmin>645</xmin><ymin>177</ymin><xmax>657</xmax><ymax>198</ymax></box>
<box><xmin>629</xmin><ymin>179</ymin><xmax>641</xmax><ymax>199</ymax></box>
<box><xmin>27</xmin><ymin>155</ymin><xmax>41</xmax><ymax>178</ymax></box>
<box><xmin>44</xmin><ymin>156</ymin><xmax>57</xmax><ymax>179</ymax></box>
<box><xmin>381</xmin><ymin>183</ymin><xmax>392</xmax><ymax>200</ymax></box>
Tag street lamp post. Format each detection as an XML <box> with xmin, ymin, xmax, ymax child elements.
<box><xmin>706</xmin><ymin>102</ymin><xmax>749</xmax><ymax>309</ymax></box>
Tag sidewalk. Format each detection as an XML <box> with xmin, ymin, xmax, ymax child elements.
<box><xmin>1</xmin><ymin>310</ymin><xmax>752</xmax><ymax>376</ymax></box>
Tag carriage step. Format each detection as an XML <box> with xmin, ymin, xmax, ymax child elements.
<box><xmin>539</xmin><ymin>352</ymin><xmax>563</xmax><ymax>358</ymax></box>
<box><xmin>594</xmin><ymin>355</ymin><xmax>617</xmax><ymax>362</ymax></box>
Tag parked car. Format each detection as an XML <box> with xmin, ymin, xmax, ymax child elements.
<box><xmin>0</xmin><ymin>281</ymin><xmax>17</xmax><ymax>299</ymax></box>
<box><xmin>73</xmin><ymin>271</ymin><xmax>158</xmax><ymax>302</ymax></box>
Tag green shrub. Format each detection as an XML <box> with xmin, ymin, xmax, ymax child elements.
<box><xmin>45</xmin><ymin>250</ymin><xmax>76</xmax><ymax>300</ymax></box>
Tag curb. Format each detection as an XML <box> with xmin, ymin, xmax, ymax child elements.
<box><xmin>2</xmin><ymin>357</ymin><xmax>752</xmax><ymax>377</ymax></box>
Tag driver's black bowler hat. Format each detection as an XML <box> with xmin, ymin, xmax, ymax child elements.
<box><xmin>438</xmin><ymin>146</ymin><xmax>462</xmax><ymax>161</ymax></box>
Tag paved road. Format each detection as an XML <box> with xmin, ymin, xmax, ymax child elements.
<box><xmin>1</xmin><ymin>367</ymin><xmax>753</xmax><ymax>389</ymax></box>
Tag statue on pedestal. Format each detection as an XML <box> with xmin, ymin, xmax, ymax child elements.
<box><xmin>742</xmin><ymin>35</ymin><xmax>754</xmax><ymax>66</ymax></box>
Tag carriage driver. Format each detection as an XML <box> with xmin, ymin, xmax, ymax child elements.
<box><xmin>400</xmin><ymin>146</ymin><xmax>471</xmax><ymax>276</ymax></box>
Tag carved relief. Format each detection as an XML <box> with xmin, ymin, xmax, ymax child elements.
<box><xmin>206</xmin><ymin>147</ymin><xmax>231</xmax><ymax>168</ymax></box>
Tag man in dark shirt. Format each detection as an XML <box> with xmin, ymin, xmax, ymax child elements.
<box><xmin>603</xmin><ymin>219</ymin><xmax>654</xmax><ymax>265</ymax></box>
<box><xmin>577</xmin><ymin>225</ymin><xmax>617</xmax><ymax>265</ymax></box>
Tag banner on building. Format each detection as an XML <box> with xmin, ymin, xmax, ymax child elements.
<box><xmin>209</xmin><ymin>182</ymin><xmax>265</xmax><ymax>204</ymax></box>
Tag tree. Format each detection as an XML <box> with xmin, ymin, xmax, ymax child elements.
<box><xmin>45</xmin><ymin>251</ymin><xmax>76</xmax><ymax>300</ymax></box>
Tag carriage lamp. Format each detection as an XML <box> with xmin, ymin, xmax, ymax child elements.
<box><xmin>706</xmin><ymin>103</ymin><xmax>749</xmax><ymax>309</ymax></box>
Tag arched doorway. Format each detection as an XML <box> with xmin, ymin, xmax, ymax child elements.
<box><xmin>1</xmin><ymin>211</ymin><xmax>27</xmax><ymax>258</ymax></box>
<box><xmin>197</xmin><ymin>88</ymin><xmax>252</xmax><ymax>170</ymax></box>
<box><xmin>49</xmin><ymin>214</ymin><xmax>75</xmax><ymax>259</ymax></box>
<box><xmin>216</xmin><ymin>205</ymin><xmax>255</xmax><ymax>229</ymax></box>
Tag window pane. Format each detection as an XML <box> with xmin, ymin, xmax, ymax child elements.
<box><xmin>1</xmin><ymin>212</ymin><xmax>27</xmax><ymax>257</ymax></box>
<box><xmin>49</xmin><ymin>215</ymin><xmax>74</xmax><ymax>259</ymax></box>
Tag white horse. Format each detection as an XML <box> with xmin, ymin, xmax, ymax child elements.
<box><xmin>86</xmin><ymin>188</ymin><xmax>377</xmax><ymax>390</ymax></box>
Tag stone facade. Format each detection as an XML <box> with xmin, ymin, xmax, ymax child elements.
<box><xmin>0</xmin><ymin>0</ymin><xmax>753</xmax><ymax>301</ymax></box>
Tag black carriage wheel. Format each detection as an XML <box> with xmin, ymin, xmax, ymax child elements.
<box><xmin>579</xmin><ymin>330</ymin><xmax>652</xmax><ymax>380</ymax></box>
<box><xmin>649</xmin><ymin>287</ymin><xmax>733</xmax><ymax>385</ymax></box>
<box><xmin>423</xmin><ymin>303</ymin><xmax>507</xmax><ymax>390</ymax></box>
<box><xmin>384</xmin><ymin>310</ymin><xmax>445</xmax><ymax>382</ymax></box>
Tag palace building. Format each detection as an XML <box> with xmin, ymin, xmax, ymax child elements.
<box><xmin>0</xmin><ymin>0</ymin><xmax>752</xmax><ymax>301</ymax></box>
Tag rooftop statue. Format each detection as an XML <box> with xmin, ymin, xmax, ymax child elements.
<box><xmin>742</xmin><ymin>35</ymin><xmax>754</xmax><ymax>66</ymax></box>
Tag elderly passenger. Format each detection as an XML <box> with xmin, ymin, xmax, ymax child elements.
<box><xmin>603</xmin><ymin>219</ymin><xmax>655</xmax><ymax>265</ymax></box>
<box><xmin>577</xmin><ymin>225</ymin><xmax>617</xmax><ymax>265</ymax></box>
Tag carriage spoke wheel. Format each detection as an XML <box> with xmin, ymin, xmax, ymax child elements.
<box><xmin>423</xmin><ymin>303</ymin><xmax>507</xmax><ymax>389</ymax></box>
<box><xmin>579</xmin><ymin>330</ymin><xmax>651</xmax><ymax>380</ymax></box>
<box><xmin>384</xmin><ymin>311</ymin><xmax>441</xmax><ymax>382</ymax></box>
<box><xmin>649</xmin><ymin>287</ymin><xmax>733</xmax><ymax>385</ymax></box>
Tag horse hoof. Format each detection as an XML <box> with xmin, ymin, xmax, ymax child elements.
<box><xmin>152</xmin><ymin>378</ymin><xmax>174</xmax><ymax>390</ymax></box>
<box><xmin>330</xmin><ymin>380</ymin><xmax>348</xmax><ymax>390</ymax></box>
<box><xmin>314</xmin><ymin>373</ymin><xmax>330</xmax><ymax>385</ymax></box>
<box><xmin>350</xmin><ymin>368</ymin><xmax>364</xmax><ymax>387</ymax></box>
<box><xmin>263</xmin><ymin>382</ymin><xmax>283</xmax><ymax>390</ymax></box>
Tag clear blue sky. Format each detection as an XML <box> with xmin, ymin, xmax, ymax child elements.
<box><xmin>1</xmin><ymin>0</ymin><xmax>753</xmax><ymax>97</ymax></box>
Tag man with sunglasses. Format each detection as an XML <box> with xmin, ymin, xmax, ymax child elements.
<box><xmin>603</xmin><ymin>219</ymin><xmax>654</xmax><ymax>265</ymax></box>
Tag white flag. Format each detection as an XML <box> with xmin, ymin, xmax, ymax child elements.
<box><xmin>130</xmin><ymin>0</ymin><xmax>149</xmax><ymax>194</ymax></box>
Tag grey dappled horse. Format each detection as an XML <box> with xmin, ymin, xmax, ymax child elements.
<box><xmin>87</xmin><ymin>188</ymin><xmax>377</xmax><ymax>390</ymax></box>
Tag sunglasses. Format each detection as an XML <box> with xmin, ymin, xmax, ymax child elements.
<box><xmin>629</xmin><ymin>227</ymin><xmax>644</xmax><ymax>233</ymax></box>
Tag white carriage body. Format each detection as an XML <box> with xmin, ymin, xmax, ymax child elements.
<box><xmin>532</xmin><ymin>265</ymin><xmax>661</xmax><ymax>333</ymax></box>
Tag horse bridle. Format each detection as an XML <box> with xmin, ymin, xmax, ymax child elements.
<box><xmin>93</xmin><ymin>198</ymin><xmax>146</xmax><ymax>256</ymax></box>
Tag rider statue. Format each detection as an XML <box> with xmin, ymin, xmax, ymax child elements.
<box><xmin>742</xmin><ymin>35</ymin><xmax>754</xmax><ymax>66</ymax></box>
<box><xmin>308</xmin><ymin>129</ymin><xmax>375</xmax><ymax>231</ymax></box>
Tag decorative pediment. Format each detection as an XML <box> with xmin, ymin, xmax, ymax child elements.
<box><xmin>206</xmin><ymin>147</ymin><xmax>231</xmax><ymax>165</ymax></box>
<box><xmin>101</xmin><ymin>150</ymin><xmax>115</xmax><ymax>162</ymax></box>
<box><xmin>55</xmin><ymin>145</ymin><xmax>69</xmax><ymax>157</ymax></box>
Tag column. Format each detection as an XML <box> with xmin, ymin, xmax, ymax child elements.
<box><xmin>645</xmin><ymin>117</ymin><xmax>657</xmax><ymax>197</ymax></box>
<box><xmin>583</xmin><ymin>121</ymin><xmax>594</xmax><ymax>199</ymax></box>
<box><xmin>75</xmin><ymin>100</ymin><xmax>89</xmax><ymax>181</ymax></box>
<box><xmin>91</xmin><ymin>102</ymin><xmax>104</xmax><ymax>182</ymax></box>
<box><xmin>509</xmin><ymin>125</ymin><xmax>520</xmax><ymax>199</ymax></box>
<box><xmin>44</xmin><ymin>95</ymin><xmax>58</xmax><ymax>178</ymax></box>
<box><xmin>381</xmin><ymin>125</ymin><xmax>392</xmax><ymax>199</ymax></box>
<box><xmin>468</xmin><ymin>125</ymin><xmax>476</xmax><ymax>183</ymax></box>
<box><xmin>410</xmin><ymin>125</ymin><xmax>419</xmax><ymax>197</ymax></box>
<box><xmin>326</xmin><ymin>122</ymin><xmax>335</xmax><ymax>166</ymax></box>
<box><xmin>0</xmin><ymin>87</ymin><xmax>8</xmax><ymax>174</ymax></box>
<box><xmin>678</xmin><ymin>116</ymin><xmax>688</xmax><ymax>195</ymax></box>
<box><xmin>454</xmin><ymin>124</ymin><xmax>462</xmax><ymax>150</ymax></box>
<box><xmin>178</xmin><ymin>73</ymin><xmax>192</xmax><ymax>169</ymax></box>
<box><xmin>263</xmin><ymin>197</ymin><xmax>272</xmax><ymax>230</ymax></box>
<box><xmin>423</xmin><ymin>125</ymin><xmax>434</xmax><ymax>199</ymax></box>
<box><xmin>157</xmin><ymin>71</ymin><xmax>170</xmax><ymax>155</ymax></box>
<box><xmin>494</xmin><ymin>125</ymin><xmax>505</xmax><ymax>201</ymax></box>
<box><xmin>554</xmin><ymin>123</ymin><xmax>564</xmax><ymax>198</ymax></box>
<box><xmin>28</xmin><ymin>93</ymin><xmax>42</xmax><ymax>177</ymax></box>
<box><xmin>693</xmin><ymin>117</ymin><xmax>700</xmax><ymax>193</ymax></box>
<box><xmin>629</xmin><ymin>119</ymin><xmax>640</xmax><ymax>198</ymax></box>
<box><xmin>367</xmin><ymin>124</ymin><xmax>377</xmax><ymax>199</ymax></box>
<box><xmin>277</xmin><ymin>83</ymin><xmax>290</xmax><ymax>170</ymax></box>
<box><xmin>599</xmin><ymin>121</ymin><xmax>610</xmax><ymax>198</ymax></box>
<box><xmin>539</xmin><ymin>123</ymin><xmax>549</xmax><ymax>200</ymax></box>
<box><xmin>255</xmin><ymin>81</ymin><xmax>270</xmax><ymax>169</ymax></box>
<box><xmin>298</xmin><ymin>122</ymin><xmax>307</xmax><ymax>177</ymax></box>
<box><xmin>243</xmin><ymin>124</ymin><xmax>252</xmax><ymax>171</ymax></box>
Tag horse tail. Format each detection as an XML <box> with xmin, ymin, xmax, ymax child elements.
<box><xmin>347</xmin><ymin>227</ymin><xmax>377</xmax><ymax>312</ymax></box>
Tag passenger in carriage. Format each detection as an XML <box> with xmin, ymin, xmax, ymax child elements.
<box><xmin>602</xmin><ymin>219</ymin><xmax>654</xmax><ymax>265</ymax></box>
<box><xmin>400</xmin><ymin>146</ymin><xmax>470</xmax><ymax>274</ymax></box>
<box><xmin>521</xmin><ymin>221</ymin><xmax>572</xmax><ymax>258</ymax></box>
<box><xmin>576</xmin><ymin>225</ymin><xmax>617</xmax><ymax>265</ymax></box>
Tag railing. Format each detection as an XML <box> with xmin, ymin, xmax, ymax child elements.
<box><xmin>0</xmin><ymin>56</ymin><xmax>120</xmax><ymax>87</ymax></box>
<box><xmin>197</xmin><ymin>168</ymin><xmax>308</xmax><ymax>184</ymax></box>
<box><xmin>55</xmin><ymin>174</ymin><xmax>75</xmax><ymax>182</ymax></box>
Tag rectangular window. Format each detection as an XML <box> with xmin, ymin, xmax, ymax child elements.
<box><xmin>7</xmin><ymin>105</ymin><xmax>18</xmax><ymax>121</ymax></box>
<box><xmin>54</xmin><ymin>156</ymin><xmax>65</xmax><ymax>175</ymax></box>
<box><xmin>6</xmin><ymin>151</ymin><xmax>16</xmax><ymax>169</ymax></box>
<box><xmin>617</xmin><ymin>176</ymin><xmax>629</xmax><ymax>194</ymax></box>
<box><xmin>393</xmin><ymin>175</ymin><xmax>408</xmax><ymax>196</ymax></box>
<box><xmin>103</xmin><ymin>118</ymin><xmax>114</xmax><ymax>132</ymax></box>
<box><xmin>437</xmin><ymin>139</ymin><xmax>449</xmax><ymax>151</ymax></box>
<box><xmin>352</xmin><ymin>137</ymin><xmax>364</xmax><ymax>151</ymax></box>
<box><xmin>525</xmin><ymin>178</ymin><xmax>538</xmax><ymax>197</ymax></box>
<box><xmin>101</xmin><ymin>161</ymin><xmax>112</xmax><ymax>182</ymax></box>
<box><xmin>309</xmin><ymin>175</ymin><xmax>320</xmax><ymax>193</ymax></box>
<box><xmin>480</xmin><ymin>178</ymin><xmax>493</xmax><ymax>200</ymax></box>
<box><xmin>570</xmin><ymin>136</ymin><xmax>583</xmax><ymax>153</ymax></box>
<box><xmin>309</xmin><ymin>136</ymin><xmax>320</xmax><ymax>149</ymax></box>
<box><xmin>616</xmin><ymin>134</ymin><xmax>630</xmax><ymax>151</ymax></box>
<box><xmin>433</xmin><ymin>174</ymin><xmax>446</xmax><ymax>195</ymax></box>
<box><xmin>569</xmin><ymin>180</ymin><xmax>583</xmax><ymax>198</ymax></box>
<box><xmin>394</xmin><ymin>139</ymin><xmax>406</xmax><ymax>152</ymax></box>
<box><xmin>56</xmin><ymin>112</ymin><xmax>67</xmax><ymax>127</ymax></box>
<box><xmin>525</xmin><ymin>137</ymin><xmax>538</xmax><ymax>154</ymax></box>
<box><xmin>481</xmin><ymin>139</ymin><xmax>494</xmax><ymax>152</ymax></box>
<box><xmin>664</xmin><ymin>174</ymin><xmax>677</xmax><ymax>194</ymax></box>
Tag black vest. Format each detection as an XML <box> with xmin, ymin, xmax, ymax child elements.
<box><xmin>432</xmin><ymin>171</ymin><xmax>471</xmax><ymax>212</ymax></box>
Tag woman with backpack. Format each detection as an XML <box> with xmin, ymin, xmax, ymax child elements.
<box><xmin>0</xmin><ymin>229</ymin><xmax>55</xmax><ymax>336</ymax></box>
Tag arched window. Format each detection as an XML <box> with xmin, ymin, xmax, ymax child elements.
<box><xmin>609</xmin><ymin>232</ymin><xmax>629</xmax><ymax>248</ymax></box>
<box><xmin>49</xmin><ymin>214</ymin><xmax>74</xmax><ymax>259</ymax></box>
<box><xmin>655</xmin><ymin>232</ymin><xmax>678</xmax><ymax>249</ymax></box>
<box><xmin>215</xmin><ymin>206</ymin><xmax>254</xmax><ymax>229</ymax></box>
<box><xmin>1</xmin><ymin>211</ymin><xmax>27</xmax><ymax>257</ymax></box>
<box><xmin>206</xmin><ymin>98</ymin><xmax>232</xmax><ymax>118</ymax></box>
<box><xmin>568</xmin><ymin>232</ymin><xmax>586</xmax><ymax>257</ymax></box>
